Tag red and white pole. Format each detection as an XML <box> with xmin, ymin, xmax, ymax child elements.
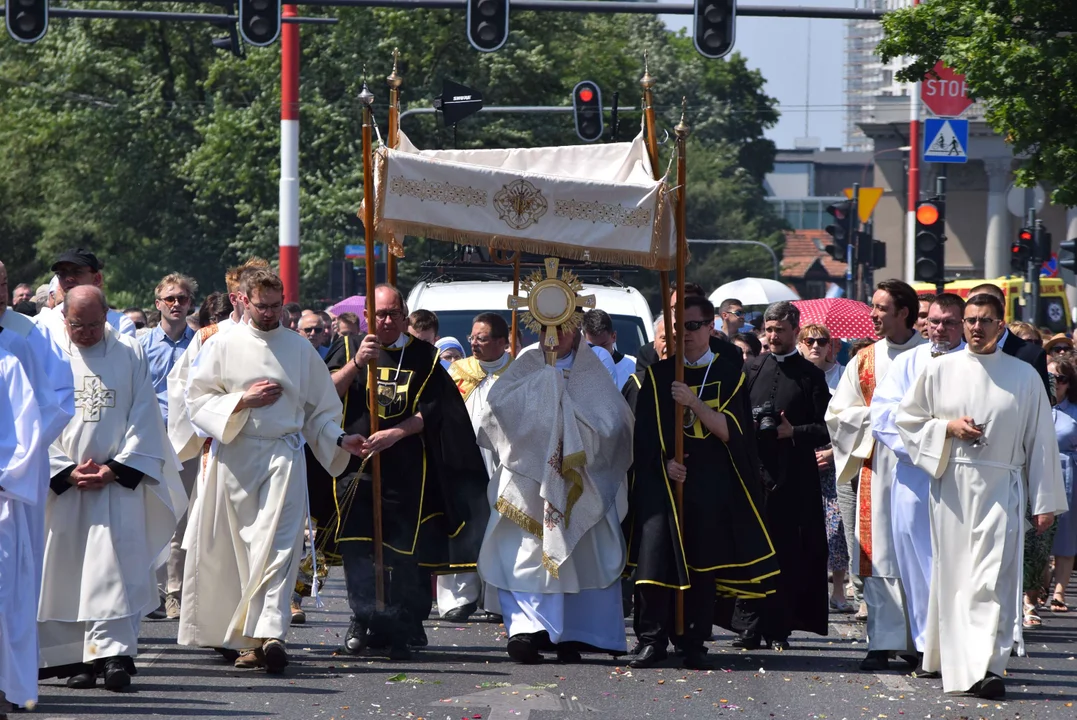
<box><xmin>905</xmin><ymin>0</ymin><xmax>921</xmax><ymax>282</ymax></box>
<box><xmin>280</xmin><ymin>4</ymin><xmax>300</xmax><ymax>302</ymax></box>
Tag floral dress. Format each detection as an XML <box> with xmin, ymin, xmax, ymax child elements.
<box><xmin>820</xmin><ymin>363</ymin><xmax>849</xmax><ymax>574</ymax></box>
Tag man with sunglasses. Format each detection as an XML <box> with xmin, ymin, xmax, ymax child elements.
<box><xmin>139</xmin><ymin>273</ymin><xmax>198</xmax><ymax>619</ymax></box>
<box><xmin>896</xmin><ymin>293</ymin><xmax>1066</xmax><ymax>699</ymax></box>
<box><xmin>718</xmin><ymin>298</ymin><xmax>746</xmax><ymax>338</ymax></box>
<box><xmin>870</xmin><ymin>293</ymin><xmax>966</xmax><ymax>678</ymax></box>
<box><xmin>327</xmin><ymin>284</ymin><xmax>489</xmax><ymax>661</ymax></box>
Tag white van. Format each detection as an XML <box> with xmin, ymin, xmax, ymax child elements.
<box><xmin>406</xmin><ymin>278</ymin><xmax>655</xmax><ymax>357</ymax></box>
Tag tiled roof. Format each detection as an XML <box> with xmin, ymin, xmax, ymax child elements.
<box><xmin>781</xmin><ymin>230</ymin><xmax>847</xmax><ymax>279</ymax></box>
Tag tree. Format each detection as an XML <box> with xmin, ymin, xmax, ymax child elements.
<box><xmin>0</xmin><ymin>5</ymin><xmax>786</xmax><ymax>308</ymax></box>
<box><xmin>877</xmin><ymin>1</ymin><xmax>1077</xmax><ymax>205</ymax></box>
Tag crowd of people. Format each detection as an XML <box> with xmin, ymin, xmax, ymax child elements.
<box><xmin>0</xmin><ymin>248</ymin><xmax>1072</xmax><ymax>717</ymax></box>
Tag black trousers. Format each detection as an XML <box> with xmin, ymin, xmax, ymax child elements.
<box><xmin>340</xmin><ymin>544</ymin><xmax>425</xmax><ymax>646</ymax></box>
<box><xmin>634</xmin><ymin>570</ymin><xmax>715</xmax><ymax>652</ymax></box>
<box><xmin>732</xmin><ymin>595</ymin><xmax>788</xmax><ymax>642</ymax></box>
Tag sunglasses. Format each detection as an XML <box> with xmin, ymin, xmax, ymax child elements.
<box><xmin>725</xmin><ymin>309</ymin><xmax>745</xmax><ymax>317</ymax></box>
<box><xmin>302</xmin><ymin>326</ymin><xmax>325</xmax><ymax>334</ymax></box>
<box><xmin>1051</xmin><ymin>373</ymin><xmax>1069</xmax><ymax>383</ymax></box>
<box><xmin>1049</xmin><ymin>345</ymin><xmax>1073</xmax><ymax>354</ymax></box>
<box><xmin>682</xmin><ymin>320</ymin><xmax>708</xmax><ymax>332</ymax></box>
<box><xmin>801</xmin><ymin>337</ymin><xmax>829</xmax><ymax>347</ymax></box>
<box><xmin>158</xmin><ymin>295</ymin><xmax>190</xmax><ymax>305</ymax></box>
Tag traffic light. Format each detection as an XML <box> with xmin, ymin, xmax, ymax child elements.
<box><xmin>572</xmin><ymin>80</ymin><xmax>604</xmax><ymax>143</ymax></box>
<box><xmin>693</xmin><ymin>0</ymin><xmax>736</xmax><ymax>59</ymax></box>
<box><xmin>1011</xmin><ymin>227</ymin><xmax>1033</xmax><ymax>274</ymax></box>
<box><xmin>1060</xmin><ymin>238</ymin><xmax>1077</xmax><ymax>288</ymax></box>
<box><xmin>913</xmin><ymin>199</ymin><xmax>946</xmax><ymax>284</ymax></box>
<box><xmin>5</xmin><ymin>0</ymin><xmax>48</xmax><ymax>43</ymax></box>
<box><xmin>467</xmin><ymin>0</ymin><xmax>509</xmax><ymax>53</ymax></box>
<box><xmin>823</xmin><ymin>199</ymin><xmax>853</xmax><ymax>263</ymax></box>
<box><xmin>238</xmin><ymin>0</ymin><xmax>280</xmax><ymax>47</ymax></box>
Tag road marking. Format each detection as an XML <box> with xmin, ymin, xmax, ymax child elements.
<box><xmin>431</xmin><ymin>683</ymin><xmax>597</xmax><ymax>720</ymax></box>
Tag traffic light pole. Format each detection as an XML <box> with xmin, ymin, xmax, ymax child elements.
<box><xmin>847</xmin><ymin>183</ymin><xmax>858</xmax><ymax>301</ymax></box>
<box><xmin>1026</xmin><ymin>208</ymin><xmax>1040</xmax><ymax>326</ymax></box>
<box><xmin>934</xmin><ymin>175</ymin><xmax>946</xmax><ymax>296</ymax></box>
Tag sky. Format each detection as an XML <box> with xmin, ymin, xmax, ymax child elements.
<box><xmin>659</xmin><ymin>0</ymin><xmax>850</xmax><ymax>151</ymax></box>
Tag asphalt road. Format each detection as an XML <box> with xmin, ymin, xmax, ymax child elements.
<box><xmin>32</xmin><ymin>570</ymin><xmax>1077</xmax><ymax>720</ymax></box>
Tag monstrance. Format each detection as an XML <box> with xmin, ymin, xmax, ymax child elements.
<box><xmin>507</xmin><ymin>257</ymin><xmax>596</xmax><ymax>364</ymax></box>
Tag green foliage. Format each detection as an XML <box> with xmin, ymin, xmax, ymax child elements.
<box><xmin>0</xmin><ymin>3</ymin><xmax>785</xmax><ymax>308</ymax></box>
<box><xmin>877</xmin><ymin>1</ymin><xmax>1077</xmax><ymax>205</ymax></box>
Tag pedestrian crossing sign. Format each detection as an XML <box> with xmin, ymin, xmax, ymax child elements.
<box><xmin>923</xmin><ymin>117</ymin><xmax>969</xmax><ymax>164</ymax></box>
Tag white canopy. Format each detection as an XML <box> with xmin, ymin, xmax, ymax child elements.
<box><xmin>370</xmin><ymin>132</ymin><xmax>678</xmax><ymax>271</ymax></box>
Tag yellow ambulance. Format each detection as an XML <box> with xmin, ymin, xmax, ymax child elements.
<box><xmin>911</xmin><ymin>277</ymin><xmax>1072</xmax><ymax>333</ymax></box>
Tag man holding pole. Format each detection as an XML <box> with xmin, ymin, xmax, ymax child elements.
<box><xmin>334</xmin><ymin>284</ymin><xmax>489</xmax><ymax>661</ymax></box>
<box><xmin>629</xmin><ymin>295</ymin><xmax>780</xmax><ymax>669</ymax></box>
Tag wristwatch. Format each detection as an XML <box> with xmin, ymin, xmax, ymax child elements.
<box><xmin>336</xmin><ymin>434</ymin><xmax>345</xmax><ymax>448</ymax></box>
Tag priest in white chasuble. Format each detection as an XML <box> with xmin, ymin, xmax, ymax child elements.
<box><xmin>437</xmin><ymin>313</ymin><xmax>514</xmax><ymax>623</ymax></box>
<box><xmin>178</xmin><ymin>269</ymin><xmax>362</xmax><ymax>674</ymax></box>
<box><xmin>897</xmin><ymin>293</ymin><xmax>1067</xmax><ymax>699</ymax></box>
<box><xmin>477</xmin><ymin>268</ymin><xmax>633</xmax><ymax>664</ymax></box>
<box><xmin>825</xmin><ymin>279</ymin><xmax>925</xmax><ymax>672</ymax></box>
<box><xmin>0</xmin><ymin>347</ymin><xmax>45</xmax><ymax>715</ymax></box>
<box><xmin>38</xmin><ymin>287</ymin><xmax>187</xmax><ymax>692</ymax></box>
<box><xmin>870</xmin><ymin>293</ymin><xmax>966</xmax><ymax>673</ymax></box>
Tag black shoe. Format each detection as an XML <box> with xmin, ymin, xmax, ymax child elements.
<box><xmin>102</xmin><ymin>658</ymin><xmax>132</xmax><ymax>691</ymax></box>
<box><xmin>767</xmin><ymin>639</ymin><xmax>790</xmax><ymax>652</ymax></box>
<box><xmin>262</xmin><ymin>639</ymin><xmax>289</xmax><ymax>674</ymax></box>
<box><xmin>507</xmin><ymin>635</ymin><xmax>543</xmax><ymax>665</ymax></box>
<box><xmin>443</xmin><ymin>602</ymin><xmax>477</xmax><ymax>623</ymax></box>
<box><xmin>213</xmin><ymin>647</ymin><xmax>240</xmax><ymax>663</ymax></box>
<box><xmin>66</xmin><ymin>666</ymin><xmax>96</xmax><ymax>689</ymax></box>
<box><xmin>388</xmin><ymin>644</ymin><xmax>412</xmax><ymax>662</ymax></box>
<box><xmin>681</xmin><ymin>650</ymin><xmax>713</xmax><ymax>670</ymax></box>
<box><xmin>344</xmin><ymin>619</ymin><xmax>367</xmax><ymax>655</ymax></box>
<box><xmin>556</xmin><ymin>646</ymin><xmax>582</xmax><ymax>663</ymax></box>
<box><xmin>911</xmin><ymin>664</ymin><xmax>940</xmax><ymax>679</ymax></box>
<box><xmin>969</xmin><ymin>672</ymin><xmax>1005</xmax><ymax>699</ymax></box>
<box><xmin>409</xmin><ymin>626</ymin><xmax>429</xmax><ymax>648</ymax></box>
<box><xmin>627</xmin><ymin>642</ymin><xmax>643</xmax><ymax>657</ymax></box>
<box><xmin>627</xmin><ymin>644</ymin><xmax>668</xmax><ymax>668</ymax></box>
<box><xmin>145</xmin><ymin>603</ymin><xmax>167</xmax><ymax>620</ymax></box>
<box><xmin>898</xmin><ymin>652</ymin><xmax>921</xmax><ymax>669</ymax></box>
<box><xmin>859</xmin><ymin>650</ymin><xmax>890</xmax><ymax>671</ymax></box>
<box><xmin>477</xmin><ymin>612</ymin><xmax>503</xmax><ymax>624</ymax></box>
<box><xmin>731</xmin><ymin>634</ymin><xmax>762</xmax><ymax>650</ymax></box>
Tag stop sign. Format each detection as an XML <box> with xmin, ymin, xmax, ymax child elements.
<box><xmin>921</xmin><ymin>61</ymin><xmax>973</xmax><ymax>117</ymax></box>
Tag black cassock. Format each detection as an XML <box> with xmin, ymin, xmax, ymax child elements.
<box><xmin>739</xmin><ymin>351</ymin><xmax>831</xmax><ymax>639</ymax></box>
<box><xmin>629</xmin><ymin>346</ymin><xmax>781</xmax><ymax>645</ymax></box>
<box><xmin>307</xmin><ymin>334</ymin><xmax>489</xmax><ymax>571</ymax></box>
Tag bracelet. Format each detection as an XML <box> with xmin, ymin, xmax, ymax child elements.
<box><xmin>352</xmin><ymin>355</ymin><xmax>361</xmax><ymax>369</ymax></box>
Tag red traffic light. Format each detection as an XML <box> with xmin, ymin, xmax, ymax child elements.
<box><xmin>578</xmin><ymin>88</ymin><xmax>594</xmax><ymax>103</ymax></box>
<box><xmin>915</xmin><ymin>203</ymin><xmax>940</xmax><ymax>226</ymax></box>
<box><xmin>1019</xmin><ymin>229</ymin><xmax>1033</xmax><ymax>242</ymax></box>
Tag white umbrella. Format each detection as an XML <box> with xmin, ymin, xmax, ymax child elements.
<box><xmin>709</xmin><ymin>278</ymin><xmax>801</xmax><ymax>307</ymax></box>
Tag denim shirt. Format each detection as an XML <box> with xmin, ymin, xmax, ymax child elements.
<box><xmin>139</xmin><ymin>325</ymin><xmax>195</xmax><ymax>421</ymax></box>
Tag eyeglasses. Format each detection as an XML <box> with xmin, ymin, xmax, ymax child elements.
<box><xmin>468</xmin><ymin>334</ymin><xmax>494</xmax><ymax>344</ymax></box>
<box><xmin>301</xmin><ymin>326</ymin><xmax>325</xmax><ymax>334</ymax></box>
<box><xmin>963</xmin><ymin>317</ymin><xmax>999</xmax><ymax>327</ymax></box>
<box><xmin>927</xmin><ymin>318</ymin><xmax>962</xmax><ymax>328</ymax></box>
<box><xmin>157</xmin><ymin>295</ymin><xmax>190</xmax><ymax>306</ymax></box>
<box><xmin>67</xmin><ymin>319</ymin><xmax>105</xmax><ymax>331</ymax></box>
<box><xmin>683</xmin><ymin>320</ymin><xmax>708</xmax><ymax>332</ymax></box>
<box><xmin>250</xmin><ymin>302</ymin><xmax>283</xmax><ymax>313</ymax></box>
<box><xmin>376</xmin><ymin>309</ymin><xmax>403</xmax><ymax>320</ymax></box>
<box><xmin>801</xmin><ymin>337</ymin><xmax>829</xmax><ymax>347</ymax></box>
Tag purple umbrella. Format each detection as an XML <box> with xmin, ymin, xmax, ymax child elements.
<box><xmin>328</xmin><ymin>295</ymin><xmax>368</xmax><ymax>332</ymax></box>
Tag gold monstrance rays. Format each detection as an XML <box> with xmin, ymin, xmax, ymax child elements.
<box><xmin>507</xmin><ymin>258</ymin><xmax>596</xmax><ymax>363</ymax></box>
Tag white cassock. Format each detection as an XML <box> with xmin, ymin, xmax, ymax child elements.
<box><xmin>438</xmin><ymin>353</ymin><xmax>512</xmax><ymax>617</ymax></box>
<box><xmin>477</xmin><ymin>346</ymin><xmax>631</xmax><ymax>651</ymax></box>
<box><xmin>897</xmin><ymin>348</ymin><xmax>1068</xmax><ymax>691</ymax></box>
<box><xmin>35</xmin><ymin>302</ymin><xmax>136</xmax><ymax>340</ymax></box>
<box><xmin>0</xmin><ymin>349</ymin><xmax>44</xmax><ymax>709</ymax></box>
<box><xmin>825</xmin><ymin>331</ymin><xmax>924</xmax><ymax>651</ymax></box>
<box><xmin>39</xmin><ymin>328</ymin><xmax>186</xmax><ymax>669</ymax></box>
<box><xmin>167</xmin><ymin>320</ymin><xmax>237</xmax><ymax>464</ymax></box>
<box><xmin>177</xmin><ymin>321</ymin><xmax>350</xmax><ymax>650</ymax></box>
<box><xmin>870</xmin><ymin>341</ymin><xmax>964</xmax><ymax>652</ymax></box>
<box><xmin>0</xmin><ymin>312</ymin><xmax>73</xmax><ymax>707</ymax></box>
<box><xmin>612</xmin><ymin>352</ymin><xmax>637</xmax><ymax>391</ymax></box>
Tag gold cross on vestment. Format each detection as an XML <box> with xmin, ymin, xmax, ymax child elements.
<box><xmin>75</xmin><ymin>375</ymin><xmax>115</xmax><ymax>422</ymax></box>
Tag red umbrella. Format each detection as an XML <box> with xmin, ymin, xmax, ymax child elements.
<box><xmin>792</xmin><ymin>298</ymin><xmax>878</xmax><ymax>340</ymax></box>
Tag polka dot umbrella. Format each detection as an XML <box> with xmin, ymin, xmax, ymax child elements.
<box><xmin>791</xmin><ymin>298</ymin><xmax>878</xmax><ymax>340</ymax></box>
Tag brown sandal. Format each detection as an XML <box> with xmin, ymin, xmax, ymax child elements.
<box><xmin>1050</xmin><ymin>597</ymin><xmax>1070</xmax><ymax>612</ymax></box>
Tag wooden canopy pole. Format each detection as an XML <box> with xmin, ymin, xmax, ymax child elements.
<box><xmin>640</xmin><ymin>55</ymin><xmax>672</xmax><ymax>355</ymax></box>
<box><xmin>510</xmin><ymin>253</ymin><xmax>521</xmax><ymax>356</ymax></box>
<box><xmin>359</xmin><ymin>82</ymin><xmax>385</xmax><ymax>612</ymax></box>
<box><xmin>672</xmin><ymin>101</ymin><xmax>690</xmax><ymax>636</ymax></box>
<box><xmin>385</xmin><ymin>49</ymin><xmax>402</xmax><ymax>286</ymax></box>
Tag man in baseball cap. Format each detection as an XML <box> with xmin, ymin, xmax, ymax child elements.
<box><xmin>35</xmin><ymin>248</ymin><xmax>137</xmax><ymax>339</ymax></box>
